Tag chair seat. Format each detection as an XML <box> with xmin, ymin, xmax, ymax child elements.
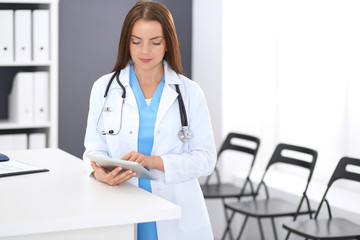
<box><xmin>283</xmin><ymin>218</ymin><xmax>360</xmax><ymax>239</ymax></box>
<box><xmin>201</xmin><ymin>183</ymin><xmax>255</xmax><ymax>198</ymax></box>
<box><xmin>225</xmin><ymin>198</ymin><xmax>314</xmax><ymax>218</ymax></box>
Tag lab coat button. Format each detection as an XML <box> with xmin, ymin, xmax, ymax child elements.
<box><xmin>157</xmin><ymin>188</ymin><xmax>161</xmax><ymax>192</ymax></box>
<box><xmin>157</xmin><ymin>130</ymin><xmax>160</xmax><ymax>134</ymax></box>
<box><xmin>129</xmin><ymin>131</ymin><xmax>133</xmax><ymax>134</ymax></box>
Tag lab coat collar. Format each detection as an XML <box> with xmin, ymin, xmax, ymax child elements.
<box><xmin>163</xmin><ymin>61</ymin><xmax>182</xmax><ymax>85</ymax></box>
<box><xmin>119</xmin><ymin>64</ymin><xmax>131</xmax><ymax>87</ymax></box>
<box><xmin>117</xmin><ymin>60</ymin><xmax>182</xmax><ymax>87</ymax></box>
<box><xmin>107</xmin><ymin>61</ymin><xmax>181</xmax><ymax>110</ymax></box>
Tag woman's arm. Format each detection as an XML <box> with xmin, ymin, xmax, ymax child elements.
<box><xmin>161</xmin><ymin>82</ymin><xmax>217</xmax><ymax>184</ymax></box>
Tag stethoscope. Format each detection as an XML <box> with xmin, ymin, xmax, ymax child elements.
<box><xmin>96</xmin><ymin>70</ymin><xmax>192</xmax><ymax>142</ymax></box>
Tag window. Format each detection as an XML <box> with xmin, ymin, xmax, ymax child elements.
<box><xmin>222</xmin><ymin>0</ymin><xmax>360</xmax><ymax>191</ymax></box>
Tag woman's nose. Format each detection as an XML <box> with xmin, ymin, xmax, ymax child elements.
<box><xmin>142</xmin><ymin>42</ymin><xmax>151</xmax><ymax>54</ymax></box>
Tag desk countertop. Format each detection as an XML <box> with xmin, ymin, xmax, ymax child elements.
<box><xmin>0</xmin><ymin>148</ymin><xmax>181</xmax><ymax>237</ymax></box>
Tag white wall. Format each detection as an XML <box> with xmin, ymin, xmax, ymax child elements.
<box><xmin>192</xmin><ymin>0</ymin><xmax>222</xmax><ymax>149</ymax></box>
<box><xmin>192</xmin><ymin>0</ymin><xmax>224</xmax><ymax>238</ymax></box>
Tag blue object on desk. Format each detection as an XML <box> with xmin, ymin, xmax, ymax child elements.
<box><xmin>0</xmin><ymin>153</ymin><xmax>9</xmax><ymax>161</ymax></box>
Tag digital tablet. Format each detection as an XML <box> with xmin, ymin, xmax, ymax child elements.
<box><xmin>86</xmin><ymin>153</ymin><xmax>157</xmax><ymax>180</ymax></box>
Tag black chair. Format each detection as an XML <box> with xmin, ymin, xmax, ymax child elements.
<box><xmin>200</xmin><ymin>132</ymin><xmax>260</xmax><ymax>239</ymax></box>
<box><xmin>222</xmin><ymin>143</ymin><xmax>318</xmax><ymax>240</ymax></box>
<box><xmin>283</xmin><ymin>156</ymin><xmax>360</xmax><ymax>240</ymax></box>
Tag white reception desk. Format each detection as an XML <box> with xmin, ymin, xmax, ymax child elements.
<box><xmin>0</xmin><ymin>148</ymin><xmax>181</xmax><ymax>240</ymax></box>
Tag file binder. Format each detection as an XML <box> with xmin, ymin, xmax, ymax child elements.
<box><xmin>0</xmin><ymin>134</ymin><xmax>27</xmax><ymax>151</ymax></box>
<box><xmin>15</xmin><ymin>10</ymin><xmax>31</xmax><ymax>62</ymax></box>
<box><xmin>0</xmin><ymin>10</ymin><xmax>14</xmax><ymax>62</ymax></box>
<box><xmin>29</xmin><ymin>133</ymin><xmax>47</xmax><ymax>149</ymax></box>
<box><xmin>8</xmin><ymin>72</ymin><xmax>34</xmax><ymax>123</ymax></box>
<box><xmin>33</xmin><ymin>10</ymin><xmax>49</xmax><ymax>62</ymax></box>
<box><xmin>33</xmin><ymin>72</ymin><xmax>49</xmax><ymax>123</ymax></box>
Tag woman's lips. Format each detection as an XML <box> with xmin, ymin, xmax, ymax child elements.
<box><xmin>140</xmin><ymin>58</ymin><xmax>152</xmax><ymax>63</ymax></box>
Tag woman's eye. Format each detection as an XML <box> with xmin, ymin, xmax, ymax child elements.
<box><xmin>132</xmin><ymin>41</ymin><xmax>141</xmax><ymax>45</ymax></box>
<box><xmin>152</xmin><ymin>42</ymin><xmax>161</xmax><ymax>46</ymax></box>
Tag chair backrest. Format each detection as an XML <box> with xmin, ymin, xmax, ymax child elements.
<box><xmin>314</xmin><ymin>157</ymin><xmax>360</xmax><ymax>219</ymax></box>
<box><xmin>328</xmin><ymin>156</ymin><xmax>360</xmax><ymax>188</ymax></box>
<box><xmin>258</xmin><ymin>143</ymin><xmax>318</xmax><ymax>196</ymax></box>
<box><xmin>205</xmin><ymin>132</ymin><xmax>260</xmax><ymax>184</ymax></box>
<box><xmin>266</xmin><ymin>143</ymin><xmax>318</xmax><ymax>183</ymax></box>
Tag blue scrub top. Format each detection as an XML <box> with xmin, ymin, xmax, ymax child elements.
<box><xmin>129</xmin><ymin>65</ymin><xmax>165</xmax><ymax>240</ymax></box>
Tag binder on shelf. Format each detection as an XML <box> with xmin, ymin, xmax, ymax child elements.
<box><xmin>33</xmin><ymin>10</ymin><xmax>49</xmax><ymax>62</ymax></box>
<box><xmin>0</xmin><ymin>10</ymin><xmax>14</xmax><ymax>62</ymax></box>
<box><xmin>8</xmin><ymin>72</ymin><xmax>34</xmax><ymax>124</ymax></box>
<box><xmin>0</xmin><ymin>134</ymin><xmax>27</xmax><ymax>151</ymax></box>
<box><xmin>15</xmin><ymin>10</ymin><xmax>32</xmax><ymax>62</ymax></box>
<box><xmin>33</xmin><ymin>71</ymin><xmax>49</xmax><ymax>123</ymax></box>
<box><xmin>29</xmin><ymin>133</ymin><xmax>47</xmax><ymax>149</ymax></box>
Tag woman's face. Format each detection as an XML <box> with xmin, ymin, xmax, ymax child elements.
<box><xmin>129</xmin><ymin>19</ymin><xmax>167</xmax><ymax>72</ymax></box>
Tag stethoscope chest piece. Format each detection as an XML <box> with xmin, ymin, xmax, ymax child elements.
<box><xmin>178</xmin><ymin>126</ymin><xmax>192</xmax><ymax>142</ymax></box>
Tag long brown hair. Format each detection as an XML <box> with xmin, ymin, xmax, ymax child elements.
<box><xmin>112</xmin><ymin>0</ymin><xmax>182</xmax><ymax>74</ymax></box>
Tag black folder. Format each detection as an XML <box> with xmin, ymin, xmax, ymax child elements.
<box><xmin>0</xmin><ymin>160</ymin><xmax>49</xmax><ymax>178</ymax></box>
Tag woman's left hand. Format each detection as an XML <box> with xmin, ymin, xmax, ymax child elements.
<box><xmin>122</xmin><ymin>151</ymin><xmax>164</xmax><ymax>171</ymax></box>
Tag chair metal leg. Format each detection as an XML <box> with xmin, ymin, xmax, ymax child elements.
<box><xmin>258</xmin><ymin>218</ymin><xmax>265</xmax><ymax>240</ymax></box>
<box><xmin>221</xmin><ymin>210</ymin><xmax>236</xmax><ymax>240</ymax></box>
<box><xmin>222</xmin><ymin>198</ymin><xmax>234</xmax><ymax>240</ymax></box>
<box><xmin>271</xmin><ymin>217</ymin><xmax>278</xmax><ymax>240</ymax></box>
<box><xmin>236</xmin><ymin>215</ymin><xmax>249</xmax><ymax>240</ymax></box>
<box><xmin>285</xmin><ymin>230</ymin><xmax>291</xmax><ymax>240</ymax></box>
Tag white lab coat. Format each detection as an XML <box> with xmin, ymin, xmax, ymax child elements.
<box><xmin>83</xmin><ymin>61</ymin><xmax>216</xmax><ymax>240</ymax></box>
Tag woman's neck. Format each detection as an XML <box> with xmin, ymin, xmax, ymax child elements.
<box><xmin>133</xmin><ymin>64</ymin><xmax>164</xmax><ymax>85</ymax></box>
<box><xmin>133</xmin><ymin>64</ymin><xmax>164</xmax><ymax>99</ymax></box>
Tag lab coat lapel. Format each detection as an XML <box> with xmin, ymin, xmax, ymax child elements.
<box><xmin>155</xmin><ymin>61</ymin><xmax>182</xmax><ymax>131</ymax></box>
<box><xmin>155</xmin><ymin>84</ymin><xmax>178</xmax><ymax>130</ymax></box>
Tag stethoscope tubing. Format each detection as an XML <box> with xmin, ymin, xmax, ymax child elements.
<box><xmin>175</xmin><ymin>84</ymin><xmax>188</xmax><ymax>127</ymax></box>
<box><xmin>96</xmin><ymin>69</ymin><xmax>191</xmax><ymax>141</ymax></box>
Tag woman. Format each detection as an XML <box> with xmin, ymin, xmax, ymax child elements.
<box><xmin>83</xmin><ymin>1</ymin><xmax>216</xmax><ymax>239</ymax></box>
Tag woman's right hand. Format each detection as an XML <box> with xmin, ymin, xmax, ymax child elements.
<box><xmin>90</xmin><ymin>160</ymin><xmax>136</xmax><ymax>186</ymax></box>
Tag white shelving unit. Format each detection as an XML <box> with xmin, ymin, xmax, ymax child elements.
<box><xmin>0</xmin><ymin>0</ymin><xmax>58</xmax><ymax>148</ymax></box>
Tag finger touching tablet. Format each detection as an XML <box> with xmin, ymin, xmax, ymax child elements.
<box><xmin>86</xmin><ymin>153</ymin><xmax>158</xmax><ymax>180</ymax></box>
